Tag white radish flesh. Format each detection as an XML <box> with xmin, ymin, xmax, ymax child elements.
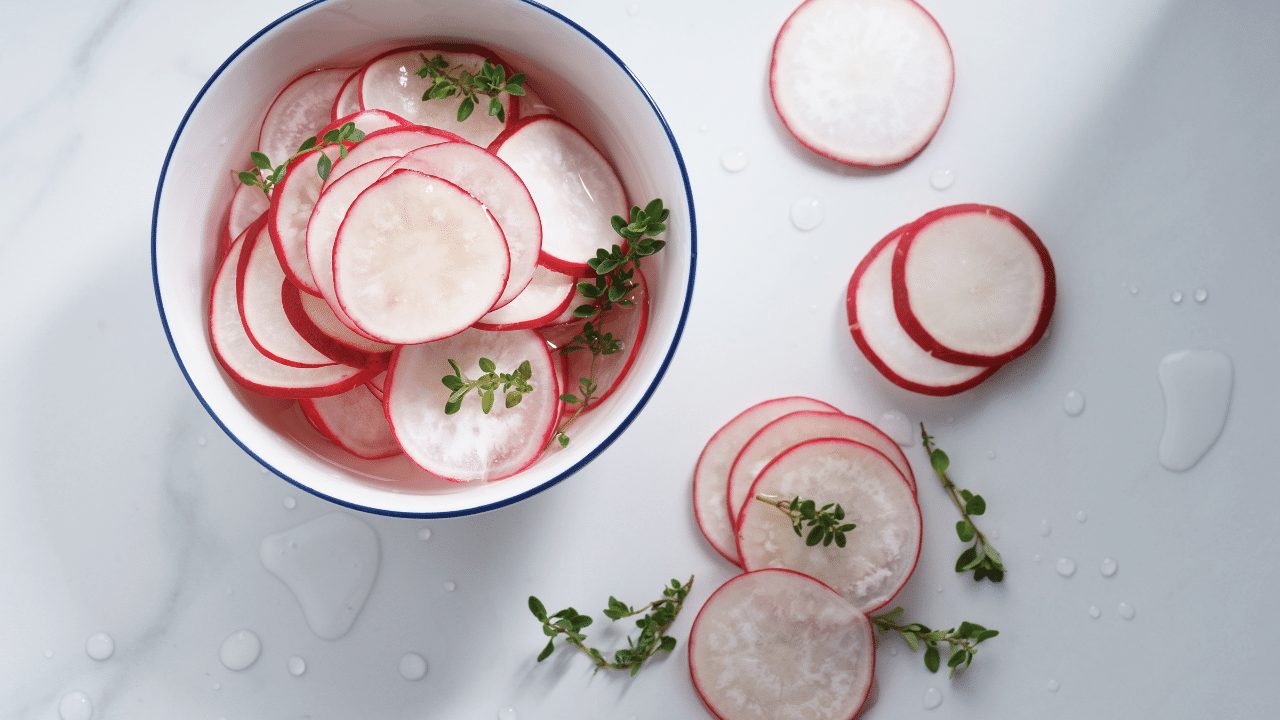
<box><xmin>385</xmin><ymin>328</ymin><xmax>558</xmax><ymax>482</ymax></box>
<box><xmin>474</xmin><ymin>264</ymin><xmax>576</xmax><ymax>330</ymax></box>
<box><xmin>492</xmin><ymin>116</ymin><xmax>628</xmax><ymax>274</ymax></box>
<box><xmin>737</xmin><ymin>438</ymin><xmax>921</xmax><ymax>614</ymax></box>
<box><xmin>770</xmin><ymin>0</ymin><xmax>954</xmax><ymax>166</ymax></box>
<box><xmin>300</xmin><ymin>384</ymin><xmax>401</xmax><ymax>460</ymax></box>
<box><xmin>330</xmin><ymin>69</ymin><xmax>362</xmax><ymax>122</ymax></box>
<box><xmin>237</xmin><ymin>222</ymin><xmax>335</xmax><ymax>367</ymax></box>
<box><xmin>223</xmin><ymin>181</ymin><xmax>269</xmax><ymax>255</ymax></box>
<box><xmin>332</xmin><ymin>169</ymin><xmax>510</xmax><ymax>344</ymax></box>
<box><xmin>258</xmin><ymin>67</ymin><xmax>354</xmax><ymax>169</ymax></box>
<box><xmin>279</xmin><ymin>280</ymin><xmax>392</xmax><ymax>369</ymax></box>
<box><xmin>688</xmin><ymin>568</ymin><xmax>875</xmax><ymax>720</ymax></box>
<box><xmin>694</xmin><ymin>397</ymin><xmax>842</xmax><ymax>568</ymax></box>
<box><xmin>892</xmin><ymin>203</ymin><xmax>1055</xmax><ymax>365</ymax></box>
<box><xmin>847</xmin><ymin>229</ymin><xmax>998</xmax><ymax>395</ymax></box>
<box><xmin>322</xmin><ymin>125</ymin><xmax>460</xmax><ymax>189</ymax></box>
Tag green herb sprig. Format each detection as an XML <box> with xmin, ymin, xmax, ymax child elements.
<box><xmin>236</xmin><ymin>122</ymin><xmax>365</xmax><ymax>196</ymax></box>
<box><xmin>871</xmin><ymin>607</ymin><xmax>998</xmax><ymax>677</ymax></box>
<box><xmin>416</xmin><ymin>53</ymin><xmax>526</xmax><ymax>123</ymax></box>
<box><xmin>529</xmin><ymin>576</ymin><xmax>693</xmax><ymax>676</ymax></box>
<box><xmin>754</xmin><ymin>495</ymin><xmax>857</xmax><ymax>547</ymax></box>
<box><xmin>920</xmin><ymin>424</ymin><xmax>1005</xmax><ymax>582</ymax></box>
<box><xmin>440</xmin><ymin>358</ymin><xmax>533</xmax><ymax>415</ymax></box>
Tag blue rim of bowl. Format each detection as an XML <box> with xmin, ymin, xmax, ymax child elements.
<box><xmin>151</xmin><ymin>0</ymin><xmax>696</xmax><ymax>518</ymax></box>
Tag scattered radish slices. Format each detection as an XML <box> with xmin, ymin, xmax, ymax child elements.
<box><xmin>770</xmin><ymin>0</ymin><xmax>954</xmax><ymax>166</ymax></box>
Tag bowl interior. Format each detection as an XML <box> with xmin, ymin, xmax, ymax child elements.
<box><xmin>153</xmin><ymin>0</ymin><xmax>694</xmax><ymax>517</ymax></box>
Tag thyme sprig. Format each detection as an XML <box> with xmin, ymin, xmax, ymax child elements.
<box><xmin>440</xmin><ymin>358</ymin><xmax>533</xmax><ymax>415</ymax></box>
<box><xmin>920</xmin><ymin>424</ymin><xmax>1005</xmax><ymax>582</ymax></box>
<box><xmin>871</xmin><ymin>607</ymin><xmax>998</xmax><ymax>677</ymax></box>
<box><xmin>754</xmin><ymin>495</ymin><xmax>857</xmax><ymax>547</ymax></box>
<box><xmin>529</xmin><ymin>576</ymin><xmax>693</xmax><ymax>676</ymax></box>
<box><xmin>235</xmin><ymin>121</ymin><xmax>365</xmax><ymax>196</ymax></box>
<box><xmin>416</xmin><ymin>53</ymin><xmax>526</xmax><ymax>123</ymax></box>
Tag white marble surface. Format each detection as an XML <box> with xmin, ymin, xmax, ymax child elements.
<box><xmin>3</xmin><ymin>0</ymin><xmax>1279</xmax><ymax>718</ymax></box>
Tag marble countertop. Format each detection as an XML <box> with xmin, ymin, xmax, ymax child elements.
<box><xmin>3</xmin><ymin>0</ymin><xmax>1279</xmax><ymax>718</ymax></box>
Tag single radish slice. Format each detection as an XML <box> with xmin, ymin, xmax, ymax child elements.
<box><xmin>280</xmin><ymin>280</ymin><xmax>391</xmax><ymax>369</ymax></box>
<box><xmin>210</xmin><ymin>226</ymin><xmax>371</xmax><ymax>398</ymax></box>
<box><xmin>385</xmin><ymin>328</ymin><xmax>558</xmax><ymax>482</ymax></box>
<box><xmin>325</xmin><ymin>108</ymin><xmax>413</xmax><ymax>138</ymax></box>
<box><xmin>737</xmin><ymin>438</ymin><xmax>921</xmax><ymax>613</ymax></box>
<box><xmin>688</xmin><ymin>568</ymin><xmax>875</xmax><ymax>720</ymax></box>
<box><xmin>236</xmin><ymin>222</ymin><xmax>334</xmax><ymax>368</ymax></box>
<box><xmin>847</xmin><ymin>229</ymin><xmax>998</xmax><ymax>395</ymax></box>
<box><xmin>387</xmin><ymin>141</ymin><xmax>542</xmax><ymax>309</ymax></box>
<box><xmin>332</xmin><ymin>169</ymin><xmax>510</xmax><ymax>344</ymax></box>
<box><xmin>726</xmin><ymin>410</ymin><xmax>918</xmax><ymax>530</ymax></box>
<box><xmin>492</xmin><ymin>116</ymin><xmax>628</xmax><ymax>275</ymax></box>
<box><xmin>515</xmin><ymin>81</ymin><xmax>556</xmax><ymax>119</ymax></box>
<box><xmin>694</xmin><ymin>397</ymin><xmax>842</xmax><ymax>568</ymax></box>
<box><xmin>770</xmin><ymin>0</ymin><xmax>954</xmax><ymax>166</ymax></box>
<box><xmin>258</xmin><ymin>67</ymin><xmax>354</xmax><ymax>169</ymax></box>
<box><xmin>223</xmin><ymin>181</ymin><xmax>270</xmax><ymax>256</ymax></box>
<box><xmin>268</xmin><ymin>144</ymin><xmax>344</xmax><ymax>295</ymax></box>
<box><xmin>359</xmin><ymin>46</ymin><xmax>513</xmax><ymax>147</ymax></box>
<box><xmin>300</xmin><ymin>384</ymin><xmax>401</xmax><ymax>460</ymax></box>
<box><xmin>323</xmin><ymin>125</ymin><xmax>462</xmax><ymax>190</ymax></box>
<box><xmin>331</xmin><ymin>69</ymin><xmax>362</xmax><ymax>121</ymax></box>
<box><xmin>295</xmin><ymin>287</ymin><xmax>395</xmax><ymax>356</ymax></box>
<box><xmin>474</xmin><ymin>265</ymin><xmax>575</xmax><ymax>330</ymax></box>
<box><xmin>892</xmin><ymin>204</ymin><xmax>1055</xmax><ymax>365</ymax></box>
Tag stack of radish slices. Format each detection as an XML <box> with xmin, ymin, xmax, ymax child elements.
<box><xmin>847</xmin><ymin>204</ymin><xmax>1055</xmax><ymax>396</ymax></box>
<box><xmin>690</xmin><ymin>398</ymin><xmax>921</xmax><ymax>720</ymax></box>
<box><xmin>210</xmin><ymin>45</ymin><xmax>649</xmax><ymax>483</ymax></box>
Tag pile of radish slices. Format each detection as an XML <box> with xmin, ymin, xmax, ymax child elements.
<box><xmin>210</xmin><ymin>45</ymin><xmax>650</xmax><ymax>483</ymax></box>
<box><xmin>846</xmin><ymin>204</ymin><xmax>1055</xmax><ymax>396</ymax></box>
<box><xmin>690</xmin><ymin>397</ymin><xmax>921</xmax><ymax>720</ymax></box>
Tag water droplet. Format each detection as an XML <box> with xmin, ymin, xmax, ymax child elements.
<box><xmin>699</xmin><ymin>124</ymin><xmax>708</xmax><ymax>133</ymax></box>
<box><xmin>876</xmin><ymin>410</ymin><xmax>913</xmax><ymax>446</ymax></box>
<box><xmin>497</xmin><ymin>706</ymin><xmax>519</xmax><ymax>720</ymax></box>
<box><xmin>990</xmin><ymin>530</ymin><xmax>1000</xmax><ymax>539</ymax></box>
<box><xmin>1047</xmin><ymin>679</ymin><xmax>1060</xmax><ymax>692</ymax></box>
<box><xmin>626</xmin><ymin>3</ymin><xmax>640</xmax><ymax>15</ymax></box>
<box><xmin>1118</xmin><ymin>602</ymin><xmax>1136</xmax><ymax>620</ymax></box>
<box><xmin>1194</xmin><ymin>288</ymin><xmax>1208</xmax><ymax>303</ymax></box>
<box><xmin>212</xmin><ymin>682</ymin><xmax>221</xmax><ymax>691</ymax></box>
<box><xmin>219</xmin><ymin>630</ymin><xmax>261</xmax><ymax>671</ymax></box>
<box><xmin>720</xmin><ymin>149</ymin><xmax>748</xmax><ymax>172</ymax></box>
<box><xmin>417</xmin><ymin>527</ymin><xmax>433</xmax><ymax>541</ymax></box>
<box><xmin>1171</xmin><ymin>290</ymin><xmax>1183</xmax><ymax>304</ymax></box>
<box><xmin>1063</xmin><ymin>390</ymin><xmax>1085</xmax><ymax>416</ymax></box>
<box><xmin>287</xmin><ymin>656</ymin><xmax>306</xmax><ymax>676</ymax></box>
<box><xmin>936</xmin><ymin>584</ymin><xmax>944</xmax><ymax>593</ymax></box>
<box><xmin>197</xmin><ymin>436</ymin><xmax>208</xmax><ymax>447</ymax></box>
<box><xmin>789</xmin><ymin>196</ymin><xmax>824</xmax><ymax>230</ymax></box>
<box><xmin>929</xmin><ymin>168</ymin><xmax>955</xmax><ymax>190</ymax></box>
<box><xmin>260</xmin><ymin>513</ymin><xmax>380</xmax><ymax>640</ymax></box>
<box><xmin>1088</xmin><ymin>605</ymin><xmax>1101</xmax><ymax>618</ymax></box>
<box><xmin>1039</xmin><ymin>519</ymin><xmax>1052</xmax><ymax>537</ymax></box>
<box><xmin>1033</xmin><ymin>554</ymin><xmax>1042</xmax><ymax>563</ymax></box>
<box><xmin>399</xmin><ymin>652</ymin><xmax>429</xmax><ymax>681</ymax></box>
<box><xmin>922</xmin><ymin>686</ymin><xmax>943</xmax><ymax>710</ymax></box>
<box><xmin>1076</xmin><ymin>511</ymin><xmax>1088</xmax><ymax>523</ymax></box>
<box><xmin>986</xmin><ymin>450</ymin><xmax>996</xmax><ymax>459</ymax></box>
<box><xmin>888</xmin><ymin>644</ymin><xmax>899</xmax><ymax>656</ymax></box>
<box><xmin>1158</xmin><ymin>350</ymin><xmax>1232</xmax><ymax>471</ymax></box>
<box><xmin>443</xmin><ymin>581</ymin><xmax>456</xmax><ymax>592</ymax></box>
<box><xmin>58</xmin><ymin>691</ymin><xmax>93</xmax><ymax>720</ymax></box>
<box><xmin>43</xmin><ymin>649</ymin><xmax>54</xmax><ymax>659</ymax></box>
<box><xmin>1100</xmin><ymin>558</ymin><xmax>1118</xmax><ymax>577</ymax></box>
<box><xmin>218</xmin><ymin>137</ymin><xmax>228</xmax><ymax>147</ymax></box>
<box><xmin>1129</xmin><ymin>286</ymin><xmax>1139</xmax><ymax>296</ymax></box>
<box><xmin>283</xmin><ymin>496</ymin><xmax>297</xmax><ymax>510</ymax></box>
<box><xmin>1055</xmin><ymin>558</ymin><xmax>1077</xmax><ymax>577</ymax></box>
<box><xmin>85</xmin><ymin>632</ymin><xmax>114</xmax><ymax>661</ymax></box>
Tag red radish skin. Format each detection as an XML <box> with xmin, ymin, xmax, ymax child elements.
<box><xmin>322</xmin><ymin>125</ymin><xmax>463</xmax><ymax>190</ymax></box>
<box><xmin>279</xmin><ymin>280</ymin><xmax>390</xmax><ymax>369</ymax></box>
<box><xmin>770</xmin><ymin>0</ymin><xmax>954</xmax><ymax>167</ymax></box>
<box><xmin>300</xmin><ymin>384</ymin><xmax>401</xmax><ymax>460</ymax></box>
<box><xmin>258</xmin><ymin>67</ymin><xmax>354</xmax><ymax>171</ymax></box>
<box><xmin>236</xmin><ymin>221</ymin><xmax>335</xmax><ymax>368</ymax></box>
<box><xmin>688</xmin><ymin>568</ymin><xmax>875</xmax><ymax>720</ymax></box>
<box><xmin>694</xmin><ymin>397</ymin><xmax>842</xmax><ymax>568</ymax></box>
<box><xmin>891</xmin><ymin>204</ymin><xmax>1055</xmax><ymax>366</ymax></box>
<box><xmin>736</xmin><ymin>438</ymin><xmax>922</xmax><ymax>614</ymax></box>
<box><xmin>332</xmin><ymin>170</ymin><xmax>511</xmax><ymax>345</ymax></box>
<box><xmin>847</xmin><ymin>228</ymin><xmax>999</xmax><ymax>395</ymax></box>
<box><xmin>473</xmin><ymin>264</ymin><xmax>576</xmax><ymax>331</ymax></box>
<box><xmin>268</xmin><ymin>143</ymin><xmax>345</xmax><ymax>295</ymax></box>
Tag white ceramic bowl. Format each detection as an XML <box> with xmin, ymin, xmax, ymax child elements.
<box><xmin>152</xmin><ymin>0</ymin><xmax>695</xmax><ymax>517</ymax></box>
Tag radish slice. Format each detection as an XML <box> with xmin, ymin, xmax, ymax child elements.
<box><xmin>892</xmin><ymin>204</ymin><xmax>1055</xmax><ymax>365</ymax></box>
<box><xmin>268</xmin><ymin>144</ymin><xmax>344</xmax><ymax>294</ymax></box>
<box><xmin>359</xmin><ymin>46</ymin><xmax>513</xmax><ymax>147</ymax></box>
<box><xmin>223</xmin><ymin>181</ymin><xmax>269</xmax><ymax>256</ymax></box>
<box><xmin>258</xmin><ymin>67</ymin><xmax>354</xmax><ymax>169</ymax></box>
<box><xmin>726</xmin><ymin>410</ymin><xmax>918</xmax><ymax>530</ymax></box>
<box><xmin>331</xmin><ymin>69</ymin><xmax>362</xmax><ymax>122</ymax></box>
<box><xmin>688</xmin><ymin>568</ymin><xmax>875</xmax><ymax>720</ymax></box>
<box><xmin>332</xmin><ymin>169</ymin><xmax>510</xmax><ymax>344</ymax></box>
<box><xmin>384</xmin><ymin>328</ymin><xmax>558</xmax><ymax>482</ymax></box>
<box><xmin>279</xmin><ymin>280</ymin><xmax>391</xmax><ymax>369</ymax></box>
<box><xmin>492</xmin><ymin>116</ymin><xmax>628</xmax><ymax>275</ymax></box>
<box><xmin>294</xmin><ymin>287</ymin><xmax>395</xmax><ymax>356</ymax></box>
<box><xmin>737</xmin><ymin>438</ymin><xmax>921</xmax><ymax>614</ymax></box>
<box><xmin>474</xmin><ymin>265</ymin><xmax>575</xmax><ymax>330</ymax></box>
<box><xmin>325</xmin><ymin>108</ymin><xmax>412</xmax><ymax>137</ymax></box>
<box><xmin>694</xmin><ymin>397</ymin><xmax>842</xmax><ymax>568</ymax></box>
<box><xmin>210</xmin><ymin>225</ymin><xmax>371</xmax><ymax>398</ymax></box>
<box><xmin>323</xmin><ymin>125</ymin><xmax>462</xmax><ymax>190</ymax></box>
<box><xmin>300</xmin><ymin>384</ymin><xmax>401</xmax><ymax>460</ymax></box>
<box><xmin>237</xmin><ymin>222</ymin><xmax>335</xmax><ymax>368</ymax></box>
<box><xmin>387</xmin><ymin>141</ymin><xmax>542</xmax><ymax>309</ymax></box>
<box><xmin>770</xmin><ymin>0</ymin><xmax>954</xmax><ymax>166</ymax></box>
<box><xmin>847</xmin><ymin>229</ymin><xmax>998</xmax><ymax>395</ymax></box>
<box><xmin>515</xmin><ymin>81</ymin><xmax>556</xmax><ymax>119</ymax></box>
<box><xmin>366</xmin><ymin>370</ymin><xmax>387</xmax><ymax>401</ymax></box>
